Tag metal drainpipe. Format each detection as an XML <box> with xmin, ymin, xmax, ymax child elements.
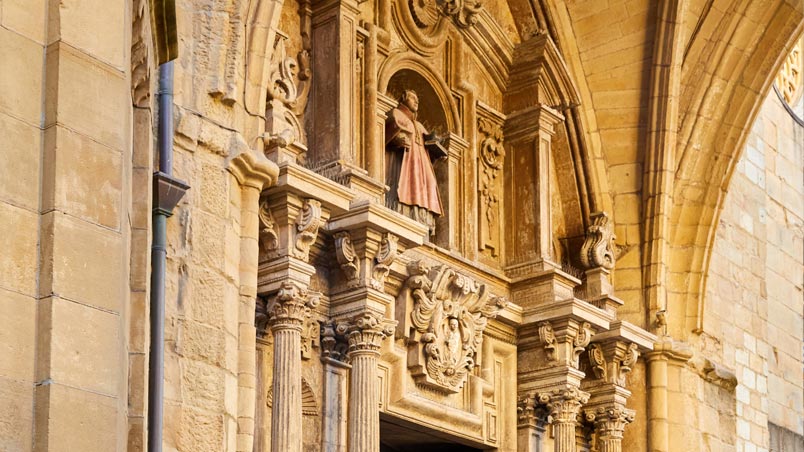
<box><xmin>148</xmin><ymin>60</ymin><xmax>188</xmax><ymax>452</ymax></box>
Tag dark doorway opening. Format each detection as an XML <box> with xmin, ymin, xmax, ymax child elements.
<box><xmin>379</xmin><ymin>415</ymin><xmax>485</xmax><ymax>452</ymax></box>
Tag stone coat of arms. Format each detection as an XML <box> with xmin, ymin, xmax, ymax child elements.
<box><xmin>398</xmin><ymin>261</ymin><xmax>507</xmax><ymax>393</ymax></box>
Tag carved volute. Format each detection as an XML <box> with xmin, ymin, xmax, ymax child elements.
<box><xmin>580</xmin><ymin>212</ymin><xmax>617</xmax><ymax>270</ymax></box>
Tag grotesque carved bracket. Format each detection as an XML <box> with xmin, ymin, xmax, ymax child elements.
<box><xmin>586</xmin><ymin>341</ymin><xmax>639</xmax><ymax>387</ymax></box>
<box><xmin>580</xmin><ymin>212</ymin><xmax>617</xmax><ymax>270</ymax></box>
<box><xmin>399</xmin><ymin>261</ymin><xmax>508</xmax><ymax>393</ymax></box>
<box><xmin>410</xmin><ymin>0</ymin><xmax>483</xmax><ymax>29</ymax></box>
<box><xmin>477</xmin><ymin>115</ymin><xmax>505</xmax><ymax>257</ymax></box>
<box><xmin>300</xmin><ymin>318</ymin><xmax>321</xmax><ymax>360</ymax></box>
<box><xmin>255</xmin><ymin>296</ymin><xmax>271</xmax><ymax>338</ymax></box>
<box><xmin>334</xmin><ymin>232</ymin><xmax>360</xmax><ymax>288</ymax></box>
<box><xmin>370</xmin><ymin>233</ymin><xmax>398</xmax><ymax>292</ymax></box>
<box><xmin>259</xmin><ymin>201</ymin><xmax>279</xmax><ymax>253</ymax></box>
<box><xmin>573</xmin><ymin>322</ymin><xmax>593</xmax><ymax>365</ymax></box>
<box><xmin>264</xmin><ymin>30</ymin><xmax>312</xmax><ymax>154</ymax></box>
<box><xmin>293</xmin><ymin>199</ymin><xmax>323</xmax><ymax>261</ymax></box>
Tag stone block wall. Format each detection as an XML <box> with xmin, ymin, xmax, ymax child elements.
<box><xmin>0</xmin><ymin>1</ymin><xmax>134</xmax><ymax>451</ymax></box>
<box><xmin>702</xmin><ymin>88</ymin><xmax>804</xmax><ymax>452</ymax></box>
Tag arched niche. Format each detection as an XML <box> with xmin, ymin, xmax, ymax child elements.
<box><xmin>380</xmin><ymin>62</ymin><xmax>460</xmax><ymax>249</ymax></box>
<box><xmin>386</xmin><ymin>69</ymin><xmax>450</xmax><ymax>137</ymax></box>
<box><xmin>378</xmin><ymin>54</ymin><xmax>460</xmax><ymax>131</ymax></box>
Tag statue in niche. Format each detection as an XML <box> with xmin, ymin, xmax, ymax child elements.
<box><xmin>385</xmin><ymin>89</ymin><xmax>448</xmax><ymax>235</ymax></box>
<box><xmin>443</xmin><ymin>317</ymin><xmax>463</xmax><ymax>371</ymax></box>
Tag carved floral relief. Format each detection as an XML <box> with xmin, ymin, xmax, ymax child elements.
<box><xmin>477</xmin><ymin>116</ymin><xmax>505</xmax><ymax>256</ymax></box>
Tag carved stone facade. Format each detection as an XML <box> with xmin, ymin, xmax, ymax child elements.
<box><xmin>2</xmin><ymin>1</ymin><xmax>802</xmax><ymax>452</ymax></box>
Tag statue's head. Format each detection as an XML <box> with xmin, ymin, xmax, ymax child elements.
<box><xmin>399</xmin><ymin>90</ymin><xmax>419</xmax><ymax>113</ymax></box>
<box><xmin>448</xmin><ymin>317</ymin><xmax>459</xmax><ymax>330</ymax></box>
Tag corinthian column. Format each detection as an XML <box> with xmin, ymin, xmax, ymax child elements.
<box><xmin>268</xmin><ymin>281</ymin><xmax>319</xmax><ymax>452</ymax></box>
<box><xmin>538</xmin><ymin>387</ymin><xmax>589</xmax><ymax>452</ymax></box>
<box><xmin>339</xmin><ymin>313</ymin><xmax>395</xmax><ymax>452</ymax></box>
<box><xmin>586</xmin><ymin>406</ymin><xmax>634</xmax><ymax>452</ymax></box>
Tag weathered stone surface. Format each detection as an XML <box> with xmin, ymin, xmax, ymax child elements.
<box><xmin>40</xmin><ymin>212</ymin><xmax>124</xmax><ymax>312</ymax></box>
<box><xmin>54</xmin><ymin>0</ymin><xmax>127</xmax><ymax>69</ymax></box>
<box><xmin>38</xmin><ymin>296</ymin><xmax>121</xmax><ymax>396</ymax></box>
<box><xmin>0</xmin><ymin>202</ymin><xmax>38</xmax><ymax>295</ymax></box>
<box><xmin>34</xmin><ymin>383</ymin><xmax>118</xmax><ymax>452</ymax></box>
<box><xmin>0</xmin><ymin>112</ymin><xmax>41</xmax><ymax>210</ymax></box>
<box><xmin>0</xmin><ymin>288</ymin><xmax>36</xmax><ymax>381</ymax></box>
<box><xmin>44</xmin><ymin>43</ymin><xmax>128</xmax><ymax>150</ymax></box>
<box><xmin>0</xmin><ymin>379</ymin><xmax>33</xmax><ymax>452</ymax></box>
<box><xmin>0</xmin><ymin>26</ymin><xmax>42</xmax><ymax>124</ymax></box>
<box><xmin>0</xmin><ymin>2</ymin><xmax>801</xmax><ymax>452</ymax></box>
<box><xmin>42</xmin><ymin>126</ymin><xmax>122</xmax><ymax>229</ymax></box>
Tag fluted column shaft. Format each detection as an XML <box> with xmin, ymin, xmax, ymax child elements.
<box><xmin>539</xmin><ymin>388</ymin><xmax>588</xmax><ymax>452</ymax></box>
<box><xmin>341</xmin><ymin>313</ymin><xmax>394</xmax><ymax>452</ymax></box>
<box><xmin>588</xmin><ymin>407</ymin><xmax>633</xmax><ymax>452</ymax></box>
<box><xmin>267</xmin><ymin>282</ymin><xmax>318</xmax><ymax>452</ymax></box>
<box><xmin>553</xmin><ymin>421</ymin><xmax>578</xmax><ymax>452</ymax></box>
<box><xmin>270</xmin><ymin>324</ymin><xmax>303</xmax><ymax>452</ymax></box>
<box><xmin>348</xmin><ymin>350</ymin><xmax>381</xmax><ymax>451</ymax></box>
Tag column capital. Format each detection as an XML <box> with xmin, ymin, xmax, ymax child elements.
<box><xmin>267</xmin><ymin>281</ymin><xmax>320</xmax><ymax>330</ymax></box>
<box><xmin>538</xmin><ymin>386</ymin><xmax>590</xmax><ymax>424</ymax></box>
<box><xmin>337</xmin><ymin>312</ymin><xmax>396</xmax><ymax>356</ymax></box>
<box><xmin>518</xmin><ymin>392</ymin><xmax>550</xmax><ymax>429</ymax></box>
<box><xmin>584</xmin><ymin>405</ymin><xmax>635</xmax><ymax>443</ymax></box>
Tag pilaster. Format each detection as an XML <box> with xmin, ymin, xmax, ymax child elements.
<box><xmin>503</xmin><ymin>104</ymin><xmax>565</xmax><ymax>269</ymax></box>
<box><xmin>227</xmin><ymin>149</ymin><xmax>280</xmax><ymax>452</ymax></box>
<box><xmin>308</xmin><ymin>0</ymin><xmax>363</xmax><ymax>170</ymax></box>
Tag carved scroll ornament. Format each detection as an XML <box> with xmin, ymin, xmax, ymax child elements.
<box><xmin>293</xmin><ymin>199</ymin><xmax>323</xmax><ymax>261</ymax></box>
<box><xmin>536</xmin><ymin>320</ymin><xmax>592</xmax><ymax>369</ymax></box>
<box><xmin>334</xmin><ymin>232</ymin><xmax>360</xmax><ymax>287</ymax></box>
<box><xmin>587</xmin><ymin>342</ymin><xmax>639</xmax><ymax>386</ymax></box>
<box><xmin>400</xmin><ymin>261</ymin><xmax>508</xmax><ymax>393</ymax></box>
<box><xmin>258</xmin><ymin>201</ymin><xmax>279</xmax><ymax>252</ymax></box>
<box><xmin>370</xmin><ymin>233</ymin><xmax>398</xmax><ymax>291</ymax></box>
<box><xmin>580</xmin><ymin>211</ymin><xmax>617</xmax><ymax>270</ymax></box>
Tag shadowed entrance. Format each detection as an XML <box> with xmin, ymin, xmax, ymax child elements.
<box><xmin>379</xmin><ymin>416</ymin><xmax>485</xmax><ymax>452</ymax></box>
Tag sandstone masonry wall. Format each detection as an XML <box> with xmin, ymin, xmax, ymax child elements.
<box><xmin>702</xmin><ymin>88</ymin><xmax>804</xmax><ymax>452</ymax></box>
<box><xmin>0</xmin><ymin>1</ymin><xmax>134</xmax><ymax>451</ymax></box>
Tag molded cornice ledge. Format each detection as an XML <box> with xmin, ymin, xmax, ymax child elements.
<box><xmin>645</xmin><ymin>337</ymin><xmax>693</xmax><ymax>363</ymax></box>
<box><xmin>270</xmin><ymin>160</ymin><xmax>355</xmax><ymax>216</ymax></box>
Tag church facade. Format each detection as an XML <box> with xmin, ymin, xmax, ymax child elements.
<box><xmin>0</xmin><ymin>1</ymin><xmax>802</xmax><ymax>451</ymax></box>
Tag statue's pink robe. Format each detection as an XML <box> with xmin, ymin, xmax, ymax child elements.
<box><xmin>385</xmin><ymin>105</ymin><xmax>444</xmax><ymax>215</ymax></box>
